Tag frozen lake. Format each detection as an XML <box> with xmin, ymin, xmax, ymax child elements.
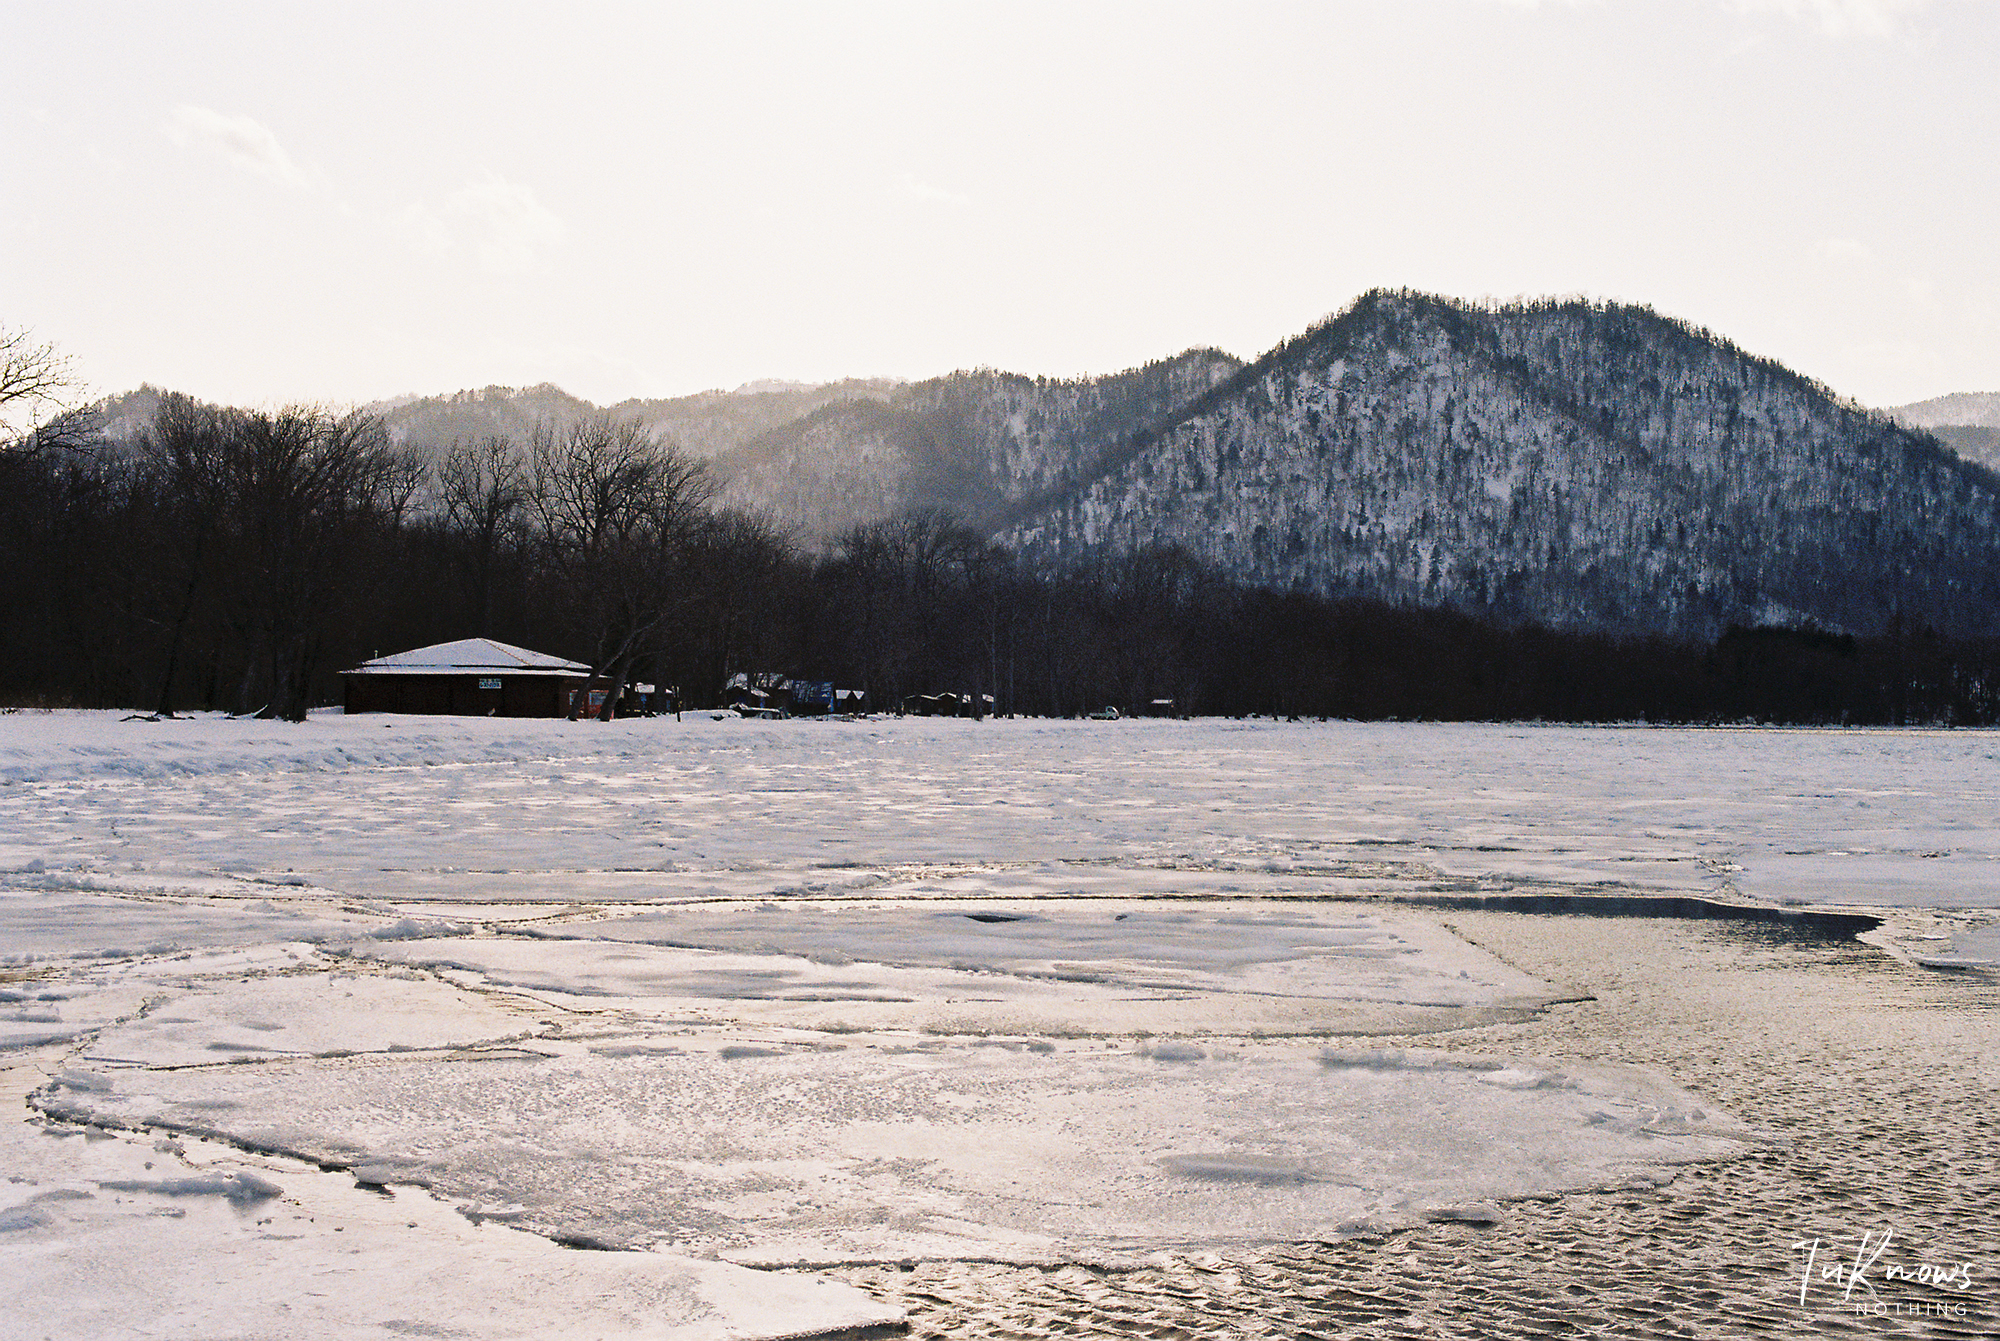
<box><xmin>7</xmin><ymin>712</ymin><xmax>2000</xmax><ymax>914</ymax></box>
<box><xmin>2</xmin><ymin>713</ymin><xmax>1995</xmax><ymax>1337</ymax></box>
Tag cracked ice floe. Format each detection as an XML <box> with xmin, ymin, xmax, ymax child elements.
<box><xmin>0</xmin><ymin>1057</ymin><xmax>899</xmax><ymax>1340</ymax></box>
<box><xmin>353</xmin><ymin>899</ymin><xmax>1556</xmax><ymax>1036</ymax></box>
<box><xmin>0</xmin><ymin>886</ymin><xmax>367</xmax><ymax>966</ymax></box>
<box><xmin>28</xmin><ymin>895</ymin><xmax>1747</xmax><ymax>1268</ymax></box>
<box><xmin>77</xmin><ymin>969</ymin><xmax>535</xmax><ymax>1068</ymax></box>
<box><xmin>1913</xmin><ymin>921</ymin><xmax>2000</xmax><ymax>970</ymax></box>
<box><xmin>48</xmin><ymin>1034</ymin><xmax>1749</xmax><ymax>1266</ymax></box>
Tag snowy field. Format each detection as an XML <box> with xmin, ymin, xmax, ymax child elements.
<box><xmin>3</xmin><ymin>711</ymin><xmax>1997</xmax><ymax>1338</ymax></box>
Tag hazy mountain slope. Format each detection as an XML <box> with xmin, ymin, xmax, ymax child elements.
<box><xmin>90</xmin><ymin>385</ymin><xmax>164</xmax><ymax>445</ymax></box>
<box><xmin>710</xmin><ymin>350</ymin><xmax>1243</xmax><ymax>541</ymax></box>
<box><xmin>1917</xmin><ymin>425</ymin><xmax>2000</xmax><ymax>471</ymax></box>
<box><xmin>1885</xmin><ymin>393</ymin><xmax>2000</xmax><ymax>472</ymax></box>
<box><xmin>370</xmin><ymin>379</ymin><xmax>902</xmax><ymax>458</ymax></box>
<box><xmin>1009</xmin><ymin>290</ymin><xmax>2000</xmax><ymax>638</ymax></box>
<box><xmin>708</xmin><ymin>398</ymin><xmax>922</xmax><ymax>540</ymax></box>
<box><xmin>604</xmin><ymin>379</ymin><xmax>905</xmax><ymax>457</ymax></box>
<box><xmin>371</xmin><ymin>383</ymin><xmax>594</xmax><ymax>449</ymax></box>
<box><xmin>1889</xmin><ymin>391</ymin><xmax>2000</xmax><ymax>429</ymax></box>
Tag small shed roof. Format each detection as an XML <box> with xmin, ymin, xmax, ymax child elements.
<box><xmin>345</xmin><ymin>638</ymin><xmax>590</xmax><ymax>676</ymax></box>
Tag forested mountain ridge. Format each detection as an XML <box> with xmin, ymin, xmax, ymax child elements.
<box><xmin>20</xmin><ymin>297</ymin><xmax>2000</xmax><ymax>722</ymax></box>
<box><xmin>708</xmin><ymin>350</ymin><xmax>1243</xmax><ymax>542</ymax></box>
<box><xmin>1890</xmin><ymin>391</ymin><xmax>2000</xmax><ymax>429</ymax></box>
<box><xmin>76</xmin><ymin>294</ymin><xmax>2000</xmax><ymax>644</ymax></box>
<box><xmin>1005</xmin><ymin>290</ymin><xmax>2000</xmax><ymax>639</ymax></box>
<box><xmin>1912</xmin><ymin>424</ymin><xmax>2000</xmax><ymax>472</ymax></box>
<box><xmin>1887</xmin><ymin>391</ymin><xmax>2000</xmax><ymax>472</ymax></box>
<box><xmin>367</xmin><ymin>379</ymin><xmax>907</xmax><ymax>460</ymax></box>
<box><xmin>92</xmin><ymin>379</ymin><xmax>913</xmax><ymax>469</ymax></box>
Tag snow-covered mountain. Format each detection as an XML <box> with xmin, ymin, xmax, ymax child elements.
<box><xmin>1004</xmin><ymin>291</ymin><xmax>2000</xmax><ymax>638</ymax></box>
<box><xmin>707</xmin><ymin>351</ymin><xmax>1244</xmax><ymax>542</ymax></box>
<box><xmin>84</xmin><ymin>291</ymin><xmax>2000</xmax><ymax>641</ymax></box>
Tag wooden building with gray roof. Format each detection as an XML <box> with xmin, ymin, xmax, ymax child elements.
<box><xmin>341</xmin><ymin>638</ymin><xmax>592</xmax><ymax>717</ymax></box>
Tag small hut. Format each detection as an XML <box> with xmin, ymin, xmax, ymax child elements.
<box><xmin>342</xmin><ymin>638</ymin><xmax>591</xmax><ymax>717</ymax></box>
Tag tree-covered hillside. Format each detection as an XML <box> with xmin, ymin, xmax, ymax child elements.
<box><xmin>709</xmin><ymin>350</ymin><xmax>1243</xmax><ymax>542</ymax></box>
<box><xmin>1010</xmin><ymin>291</ymin><xmax>2000</xmax><ymax>638</ymax></box>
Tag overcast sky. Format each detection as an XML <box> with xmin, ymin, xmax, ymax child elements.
<box><xmin>3</xmin><ymin>0</ymin><xmax>1994</xmax><ymax>411</ymax></box>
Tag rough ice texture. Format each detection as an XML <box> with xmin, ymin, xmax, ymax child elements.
<box><xmin>0</xmin><ymin>1071</ymin><xmax>899</xmax><ymax>1340</ymax></box>
<box><xmin>57</xmin><ymin>1033</ymin><xmax>1741</xmax><ymax>1266</ymax></box>
<box><xmin>3</xmin><ymin>710</ymin><xmax>1988</xmax><ymax>1334</ymax></box>
<box><xmin>3</xmin><ymin>711</ymin><xmax>1995</xmax><ymax>909</ymax></box>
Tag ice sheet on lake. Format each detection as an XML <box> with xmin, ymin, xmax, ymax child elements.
<box><xmin>4</xmin><ymin>711</ymin><xmax>1995</xmax><ymax>910</ymax></box>
<box><xmin>1914</xmin><ymin>922</ymin><xmax>2000</xmax><ymax>969</ymax></box>
<box><xmin>28</xmin><ymin>893</ymin><xmax>1730</xmax><ymax>1267</ymax></box>
<box><xmin>6</xmin><ymin>710</ymin><xmax>1982</xmax><ymax>1334</ymax></box>
<box><xmin>1</xmin><ymin>1054</ymin><xmax>899</xmax><ymax>1340</ymax></box>
<box><xmin>81</xmin><ymin>967</ymin><xmax>535</xmax><ymax>1067</ymax></box>
<box><xmin>353</xmin><ymin>900</ymin><xmax>1555</xmax><ymax>1036</ymax></box>
<box><xmin>48</xmin><ymin>1035</ymin><xmax>1744</xmax><ymax>1265</ymax></box>
<box><xmin>0</xmin><ymin>886</ymin><xmax>365</xmax><ymax>965</ymax></box>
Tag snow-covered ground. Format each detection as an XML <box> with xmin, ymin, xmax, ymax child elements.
<box><xmin>3</xmin><ymin>711</ymin><xmax>1995</xmax><ymax>1337</ymax></box>
<box><xmin>6</xmin><ymin>711</ymin><xmax>1998</xmax><ymax>910</ymax></box>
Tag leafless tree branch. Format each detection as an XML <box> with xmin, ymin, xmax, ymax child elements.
<box><xmin>1</xmin><ymin>325</ymin><xmax>83</xmax><ymax>447</ymax></box>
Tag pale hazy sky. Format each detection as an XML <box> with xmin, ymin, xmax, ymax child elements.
<box><xmin>3</xmin><ymin>1</ymin><xmax>1994</xmax><ymax>410</ymax></box>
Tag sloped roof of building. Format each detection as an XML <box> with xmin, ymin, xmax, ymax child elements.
<box><xmin>344</xmin><ymin>638</ymin><xmax>591</xmax><ymax>676</ymax></box>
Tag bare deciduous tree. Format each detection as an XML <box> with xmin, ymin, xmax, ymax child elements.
<box><xmin>438</xmin><ymin>435</ymin><xmax>528</xmax><ymax>637</ymax></box>
<box><xmin>831</xmin><ymin>509</ymin><xmax>989</xmax><ymax>710</ymax></box>
<box><xmin>1</xmin><ymin>326</ymin><xmax>76</xmax><ymax>437</ymax></box>
<box><xmin>134</xmin><ymin>393</ymin><xmax>234</xmax><ymax>716</ymax></box>
<box><xmin>219</xmin><ymin>405</ymin><xmax>399</xmax><ymax>720</ymax></box>
<box><xmin>380</xmin><ymin>445</ymin><xmax>431</xmax><ymax>531</ymax></box>
<box><xmin>1</xmin><ymin>325</ymin><xmax>95</xmax><ymax>457</ymax></box>
<box><xmin>529</xmin><ymin>414</ymin><xmax>711</xmax><ymax>718</ymax></box>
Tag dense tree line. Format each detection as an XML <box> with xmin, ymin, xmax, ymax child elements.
<box><xmin>4</xmin><ymin>389</ymin><xmax>2000</xmax><ymax>725</ymax></box>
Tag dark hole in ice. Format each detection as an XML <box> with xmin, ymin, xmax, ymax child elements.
<box><xmin>1390</xmin><ymin>893</ymin><xmax>1878</xmax><ymax>940</ymax></box>
<box><xmin>553</xmin><ymin>1231</ymin><xmax>628</xmax><ymax>1251</ymax></box>
<box><xmin>960</xmin><ymin>912</ymin><xmax>1026</xmax><ymax>924</ymax></box>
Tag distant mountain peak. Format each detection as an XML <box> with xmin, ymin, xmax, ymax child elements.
<box><xmin>1887</xmin><ymin>391</ymin><xmax>2000</xmax><ymax>429</ymax></box>
<box><xmin>999</xmin><ymin>290</ymin><xmax>2000</xmax><ymax>639</ymax></box>
<box><xmin>732</xmin><ymin>378</ymin><xmax>818</xmax><ymax>395</ymax></box>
